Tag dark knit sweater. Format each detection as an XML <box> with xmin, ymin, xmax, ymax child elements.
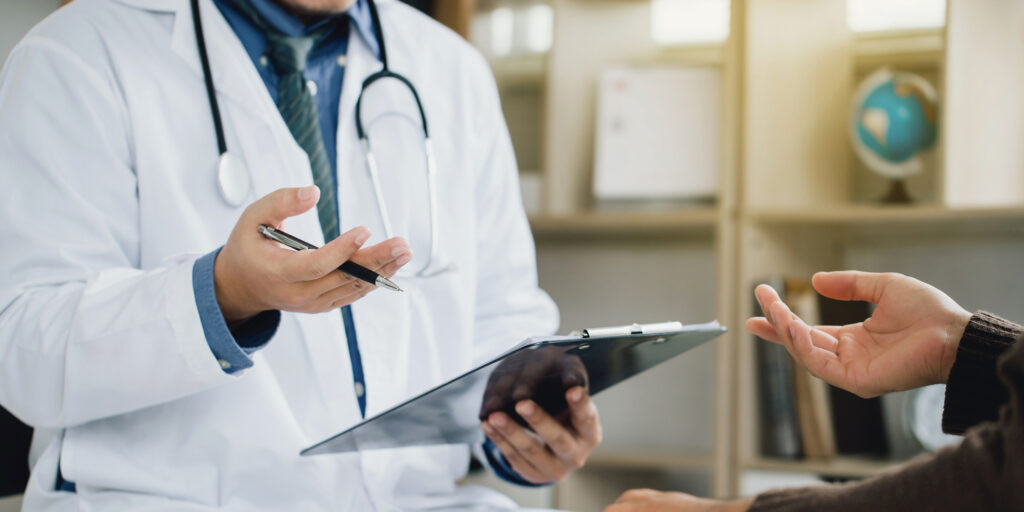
<box><xmin>751</xmin><ymin>312</ymin><xmax>1024</xmax><ymax>511</ymax></box>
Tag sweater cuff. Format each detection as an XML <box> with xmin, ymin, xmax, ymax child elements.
<box><xmin>942</xmin><ymin>311</ymin><xmax>1022</xmax><ymax>434</ymax></box>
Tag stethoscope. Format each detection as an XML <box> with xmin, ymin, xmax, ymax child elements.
<box><xmin>191</xmin><ymin>0</ymin><xmax>452</xmax><ymax>277</ymax></box>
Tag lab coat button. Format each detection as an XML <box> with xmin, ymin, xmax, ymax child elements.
<box><xmin>336</xmin><ymin>55</ymin><xmax>347</xmax><ymax>67</ymax></box>
<box><xmin>354</xmin><ymin>381</ymin><xmax>365</xmax><ymax>397</ymax></box>
<box><xmin>218</xmin><ymin>359</ymin><xmax>231</xmax><ymax>370</ymax></box>
<box><xmin>306</xmin><ymin>80</ymin><xmax>317</xmax><ymax>96</ymax></box>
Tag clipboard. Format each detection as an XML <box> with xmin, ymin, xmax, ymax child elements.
<box><xmin>301</xmin><ymin>321</ymin><xmax>726</xmax><ymax>456</ymax></box>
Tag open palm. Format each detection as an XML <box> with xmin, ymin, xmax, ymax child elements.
<box><xmin>746</xmin><ymin>271</ymin><xmax>971</xmax><ymax>398</ymax></box>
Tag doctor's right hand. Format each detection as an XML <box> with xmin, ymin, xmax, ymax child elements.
<box><xmin>214</xmin><ymin>186</ymin><xmax>412</xmax><ymax>325</ymax></box>
<box><xmin>746</xmin><ymin>271</ymin><xmax>971</xmax><ymax>398</ymax></box>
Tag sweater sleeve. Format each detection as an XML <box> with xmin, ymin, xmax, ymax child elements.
<box><xmin>750</xmin><ymin>327</ymin><xmax>1024</xmax><ymax>511</ymax></box>
<box><xmin>942</xmin><ymin>312</ymin><xmax>1022</xmax><ymax>434</ymax></box>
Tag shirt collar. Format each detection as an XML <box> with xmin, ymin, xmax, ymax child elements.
<box><xmin>246</xmin><ymin>0</ymin><xmax>379</xmax><ymax>56</ymax></box>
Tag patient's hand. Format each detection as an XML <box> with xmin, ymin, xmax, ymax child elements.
<box><xmin>606</xmin><ymin>489</ymin><xmax>753</xmax><ymax>512</ymax></box>
<box><xmin>746</xmin><ymin>271</ymin><xmax>971</xmax><ymax>398</ymax></box>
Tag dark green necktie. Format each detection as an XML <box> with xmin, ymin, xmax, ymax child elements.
<box><xmin>226</xmin><ymin>0</ymin><xmax>339</xmax><ymax>241</ymax></box>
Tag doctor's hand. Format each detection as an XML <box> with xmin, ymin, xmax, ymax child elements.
<box><xmin>214</xmin><ymin>186</ymin><xmax>412</xmax><ymax>324</ymax></box>
<box><xmin>480</xmin><ymin>347</ymin><xmax>601</xmax><ymax>484</ymax></box>
<box><xmin>606</xmin><ymin>489</ymin><xmax>753</xmax><ymax>512</ymax></box>
<box><xmin>746</xmin><ymin>271</ymin><xmax>971</xmax><ymax>398</ymax></box>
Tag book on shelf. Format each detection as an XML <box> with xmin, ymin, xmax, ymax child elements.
<box><xmin>817</xmin><ymin>294</ymin><xmax>890</xmax><ymax>458</ymax></box>
<box><xmin>785</xmin><ymin>278</ymin><xmax>837</xmax><ymax>460</ymax></box>
<box><xmin>753</xmin><ymin>277</ymin><xmax>890</xmax><ymax>462</ymax></box>
<box><xmin>754</xmin><ymin>277</ymin><xmax>802</xmax><ymax>459</ymax></box>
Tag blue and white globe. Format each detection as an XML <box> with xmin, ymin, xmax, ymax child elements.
<box><xmin>851</xmin><ymin>69</ymin><xmax>939</xmax><ymax>179</ymax></box>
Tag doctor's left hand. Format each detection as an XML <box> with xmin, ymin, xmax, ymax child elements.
<box><xmin>481</xmin><ymin>385</ymin><xmax>602</xmax><ymax>484</ymax></box>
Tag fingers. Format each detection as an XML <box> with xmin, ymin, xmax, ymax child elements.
<box><xmin>798</xmin><ymin>328</ymin><xmax>847</xmax><ymax>385</ymax></box>
<box><xmin>808</xmin><ymin>326</ymin><xmax>839</xmax><ymax>351</ymax></box>
<box><xmin>480</xmin><ymin>388</ymin><xmax>601</xmax><ymax>485</ymax></box>
<box><xmin>615</xmin><ymin>489</ymin><xmax>659</xmax><ymax>504</ymax></box>
<box><xmin>303</xmin><ymin>241</ymin><xmax>413</xmax><ymax>296</ymax></box>
<box><xmin>482</xmin><ymin>414</ymin><xmax>555</xmax><ymax>483</ymax></box>
<box><xmin>773</xmin><ymin>304</ymin><xmax>848</xmax><ymax>385</ymax></box>
<box><xmin>350</xmin><ymin>238</ymin><xmax>412</xmax><ymax>274</ymax></box>
<box><xmin>561</xmin><ymin>356</ymin><xmax>588</xmax><ymax>390</ymax></box>
<box><xmin>280</xmin><ymin>227</ymin><xmax>371</xmax><ymax>281</ymax></box>
<box><xmin>246</xmin><ymin>186</ymin><xmax>320</xmax><ymax>227</ymax></box>
<box><xmin>746</xmin><ymin>317</ymin><xmax>782</xmax><ymax>343</ymax></box>
<box><xmin>305</xmin><ymin>244</ymin><xmax>414</xmax><ymax>312</ymax></box>
<box><xmin>373</xmin><ymin>245</ymin><xmax>413</xmax><ymax>278</ymax></box>
<box><xmin>605</xmin><ymin>489</ymin><xmax>653</xmax><ymax>511</ymax></box>
<box><xmin>812</xmin><ymin>271</ymin><xmax>893</xmax><ymax>304</ymax></box>
<box><xmin>754</xmin><ymin>284</ymin><xmax>784</xmax><ymax>321</ymax></box>
<box><xmin>479</xmin><ymin>354</ymin><xmax>528</xmax><ymax>420</ymax></box>
<box><xmin>480</xmin><ymin>422</ymin><xmax>547</xmax><ymax>483</ymax></box>
<box><xmin>567</xmin><ymin>387</ymin><xmax>602</xmax><ymax>446</ymax></box>
<box><xmin>515</xmin><ymin>400</ymin><xmax>585</xmax><ymax>468</ymax></box>
<box><xmin>768</xmin><ymin>300</ymin><xmax>810</xmax><ymax>363</ymax></box>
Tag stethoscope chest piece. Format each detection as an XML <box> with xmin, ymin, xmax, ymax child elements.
<box><xmin>217</xmin><ymin>152</ymin><xmax>251</xmax><ymax>207</ymax></box>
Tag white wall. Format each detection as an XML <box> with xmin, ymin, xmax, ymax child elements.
<box><xmin>1</xmin><ymin>0</ymin><xmax>62</xmax><ymax>65</ymax></box>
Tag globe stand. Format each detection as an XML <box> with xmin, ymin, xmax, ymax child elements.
<box><xmin>881</xmin><ymin>178</ymin><xmax>912</xmax><ymax>204</ymax></box>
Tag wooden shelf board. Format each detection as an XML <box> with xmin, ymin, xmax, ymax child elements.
<box><xmin>585</xmin><ymin>451</ymin><xmax>714</xmax><ymax>470</ymax></box>
<box><xmin>852</xmin><ymin>28</ymin><xmax>944</xmax><ymax>70</ymax></box>
<box><xmin>742</xmin><ymin>456</ymin><xmax>906</xmax><ymax>478</ymax></box>
<box><xmin>529</xmin><ymin>209</ymin><xmax>718</xmax><ymax>238</ymax></box>
<box><xmin>746</xmin><ymin>205</ymin><xmax>1024</xmax><ymax>225</ymax></box>
<box><xmin>490</xmin><ymin>55</ymin><xmax>547</xmax><ymax>88</ymax></box>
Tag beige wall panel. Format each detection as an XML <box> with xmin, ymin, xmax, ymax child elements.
<box><xmin>943</xmin><ymin>0</ymin><xmax>1024</xmax><ymax>207</ymax></box>
<box><xmin>544</xmin><ymin>0</ymin><xmax>658</xmax><ymax>213</ymax></box>
<box><xmin>743</xmin><ymin>0</ymin><xmax>852</xmax><ymax>210</ymax></box>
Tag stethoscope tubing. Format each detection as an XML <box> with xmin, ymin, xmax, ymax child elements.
<box><xmin>193</xmin><ymin>0</ymin><xmax>448</xmax><ymax>276</ymax></box>
<box><xmin>191</xmin><ymin>0</ymin><xmax>227</xmax><ymax>156</ymax></box>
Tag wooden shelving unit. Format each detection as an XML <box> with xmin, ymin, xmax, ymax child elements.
<box><xmin>746</xmin><ymin>206</ymin><xmax>1024</xmax><ymax>235</ymax></box>
<box><xmin>475</xmin><ymin>0</ymin><xmax>1024</xmax><ymax>508</ymax></box>
<box><xmin>747</xmin><ymin>205</ymin><xmax>1024</xmax><ymax>224</ymax></box>
<box><xmin>742</xmin><ymin>456</ymin><xmax>907</xmax><ymax>479</ymax></box>
<box><xmin>586</xmin><ymin>451</ymin><xmax>714</xmax><ymax>471</ymax></box>
<box><xmin>529</xmin><ymin>208</ymin><xmax>718</xmax><ymax>239</ymax></box>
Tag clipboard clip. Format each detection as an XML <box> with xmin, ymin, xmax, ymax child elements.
<box><xmin>571</xmin><ymin>321</ymin><xmax>684</xmax><ymax>338</ymax></box>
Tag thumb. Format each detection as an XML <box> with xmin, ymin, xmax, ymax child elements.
<box><xmin>812</xmin><ymin>270</ymin><xmax>889</xmax><ymax>304</ymax></box>
<box><xmin>246</xmin><ymin>186</ymin><xmax>320</xmax><ymax>226</ymax></box>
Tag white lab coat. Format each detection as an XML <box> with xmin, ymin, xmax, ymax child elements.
<box><xmin>0</xmin><ymin>0</ymin><xmax>558</xmax><ymax>509</ymax></box>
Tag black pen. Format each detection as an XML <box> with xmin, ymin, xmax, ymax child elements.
<box><xmin>257</xmin><ymin>225</ymin><xmax>403</xmax><ymax>292</ymax></box>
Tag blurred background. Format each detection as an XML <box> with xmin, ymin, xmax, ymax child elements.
<box><xmin>3</xmin><ymin>0</ymin><xmax>1024</xmax><ymax>510</ymax></box>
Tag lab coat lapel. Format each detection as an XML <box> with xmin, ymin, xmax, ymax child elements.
<box><xmin>118</xmin><ymin>0</ymin><xmax>357</xmax><ymax>420</ymax></box>
<box><xmin>164</xmin><ymin>0</ymin><xmax>284</xmax><ymax>129</ymax></box>
<box><xmin>146</xmin><ymin>0</ymin><xmax>325</xmax><ymax>242</ymax></box>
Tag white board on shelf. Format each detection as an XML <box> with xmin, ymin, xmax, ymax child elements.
<box><xmin>593</xmin><ymin>67</ymin><xmax>721</xmax><ymax>201</ymax></box>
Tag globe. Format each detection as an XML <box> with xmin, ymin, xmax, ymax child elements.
<box><xmin>851</xmin><ymin>69</ymin><xmax>939</xmax><ymax>187</ymax></box>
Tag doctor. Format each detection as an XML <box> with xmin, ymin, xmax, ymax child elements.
<box><xmin>0</xmin><ymin>0</ymin><xmax>602</xmax><ymax>509</ymax></box>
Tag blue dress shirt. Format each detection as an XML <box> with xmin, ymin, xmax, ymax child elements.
<box><xmin>189</xmin><ymin>0</ymin><xmax>534</xmax><ymax>486</ymax></box>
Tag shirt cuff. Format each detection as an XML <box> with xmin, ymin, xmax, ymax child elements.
<box><xmin>481</xmin><ymin>438</ymin><xmax>549</xmax><ymax>487</ymax></box>
<box><xmin>192</xmin><ymin>248</ymin><xmax>280</xmax><ymax>374</ymax></box>
<box><xmin>942</xmin><ymin>311</ymin><xmax>1022</xmax><ymax>434</ymax></box>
